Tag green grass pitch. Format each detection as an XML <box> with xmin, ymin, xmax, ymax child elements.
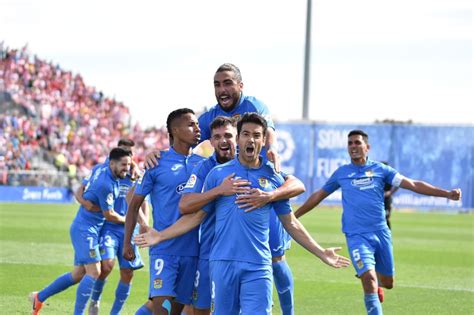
<box><xmin>0</xmin><ymin>202</ymin><xmax>473</xmax><ymax>314</ymax></box>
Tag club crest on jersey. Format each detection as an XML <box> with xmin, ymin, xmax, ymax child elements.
<box><xmin>357</xmin><ymin>259</ymin><xmax>364</xmax><ymax>269</ymax></box>
<box><xmin>89</xmin><ymin>250</ymin><xmax>97</xmax><ymax>258</ymax></box>
<box><xmin>193</xmin><ymin>289</ymin><xmax>198</xmax><ymax>301</ymax></box>
<box><xmin>176</xmin><ymin>182</ymin><xmax>187</xmax><ymax>194</ymax></box>
<box><xmin>154</xmin><ymin>278</ymin><xmax>163</xmax><ymax>289</ymax></box>
<box><xmin>365</xmin><ymin>170</ymin><xmax>374</xmax><ymax>177</ymax></box>
<box><xmin>258</xmin><ymin>177</ymin><xmax>269</xmax><ymax>188</ymax></box>
<box><xmin>106</xmin><ymin>193</ymin><xmax>114</xmax><ymax>206</ymax></box>
<box><xmin>185</xmin><ymin>174</ymin><xmax>197</xmax><ymax>189</ymax></box>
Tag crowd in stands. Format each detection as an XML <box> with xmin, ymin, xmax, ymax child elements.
<box><xmin>1</xmin><ymin>44</ymin><xmax>169</xmax><ymax>187</ymax></box>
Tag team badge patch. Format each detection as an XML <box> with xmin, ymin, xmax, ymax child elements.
<box><xmin>193</xmin><ymin>289</ymin><xmax>198</xmax><ymax>301</ymax></box>
<box><xmin>258</xmin><ymin>177</ymin><xmax>269</xmax><ymax>188</ymax></box>
<box><xmin>154</xmin><ymin>278</ymin><xmax>163</xmax><ymax>289</ymax></box>
<box><xmin>357</xmin><ymin>259</ymin><xmax>364</xmax><ymax>269</ymax></box>
<box><xmin>185</xmin><ymin>174</ymin><xmax>197</xmax><ymax>189</ymax></box>
<box><xmin>106</xmin><ymin>193</ymin><xmax>114</xmax><ymax>206</ymax></box>
<box><xmin>365</xmin><ymin>170</ymin><xmax>374</xmax><ymax>177</ymax></box>
<box><xmin>210</xmin><ymin>301</ymin><xmax>215</xmax><ymax>312</ymax></box>
<box><xmin>89</xmin><ymin>250</ymin><xmax>97</xmax><ymax>258</ymax></box>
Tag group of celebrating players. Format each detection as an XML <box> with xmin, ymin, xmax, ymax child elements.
<box><xmin>29</xmin><ymin>64</ymin><xmax>461</xmax><ymax>315</ymax></box>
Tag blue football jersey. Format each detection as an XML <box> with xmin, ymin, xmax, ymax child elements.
<box><xmin>198</xmin><ymin>94</ymin><xmax>275</xmax><ymax>142</ymax></box>
<box><xmin>134</xmin><ymin>147</ymin><xmax>205</xmax><ymax>256</ymax></box>
<box><xmin>73</xmin><ymin>165</ymin><xmax>120</xmax><ymax>230</ymax></box>
<box><xmin>322</xmin><ymin>159</ymin><xmax>400</xmax><ymax>234</ymax></box>
<box><xmin>202</xmin><ymin>157</ymin><xmax>291</xmax><ymax>265</ymax></box>
<box><xmin>182</xmin><ymin>154</ymin><xmax>218</xmax><ymax>260</ymax></box>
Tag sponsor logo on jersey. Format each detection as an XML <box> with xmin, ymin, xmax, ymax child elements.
<box><xmin>185</xmin><ymin>174</ymin><xmax>197</xmax><ymax>189</ymax></box>
<box><xmin>351</xmin><ymin>177</ymin><xmax>374</xmax><ymax>188</ymax></box>
<box><xmin>154</xmin><ymin>278</ymin><xmax>163</xmax><ymax>289</ymax></box>
<box><xmin>258</xmin><ymin>177</ymin><xmax>269</xmax><ymax>188</ymax></box>
<box><xmin>176</xmin><ymin>182</ymin><xmax>187</xmax><ymax>194</ymax></box>
<box><xmin>106</xmin><ymin>193</ymin><xmax>114</xmax><ymax>206</ymax></box>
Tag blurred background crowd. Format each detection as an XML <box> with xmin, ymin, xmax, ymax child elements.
<box><xmin>1</xmin><ymin>44</ymin><xmax>170</xmax><ymax>188</ymax></box>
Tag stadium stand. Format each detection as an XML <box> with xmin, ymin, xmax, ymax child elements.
<box><xmin>1</xmin><ymin>44</ymin><xmax>169</xmax><ymax>189</ymax></box>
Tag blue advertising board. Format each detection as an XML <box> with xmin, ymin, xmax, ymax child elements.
<box><xmin>0</xmin><ymin>186</ymin><xmax>74</xmax><ymax>203</ymax></box>
<box><xmin>275</xmin><ymin>123</ymin><xmax>473</xmax><ymax>211</ymax></box>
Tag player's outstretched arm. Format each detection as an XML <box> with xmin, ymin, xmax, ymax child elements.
<box><xmin>103</xmin><ymin>209</ymin><xmax>126</xmax><ymax>224</ymax></box>
<box><xmin>294</xmin><ymin>189</ymin><xmax>330</xmax><ymax>218</ymax></box>
<box><xmin>400</xmin><ymin>178</ymin><xmax>462</xmax><ymax>200</ymax></box>
<box><xmin>279</xmin><ymin>212</ymin><xmax>351</xmax><ymax>269</ymax></box>
<box><xmin>180</xmin><ymin>173</ymin><xmax>250</xmax><ymax>214</ymax></box>
<box><xmin>123</xmin><ymin>194</ymin><xmax>145</xmax><ymax>261</ymax></box>
<box><xmin>134</xmin><ymin>210</ymin><xmax>207</xmax><ymax>247</ymax></box>
<box><xmin>74</xmin><ymin>184</ymin><xmax>100</xmax><ymax>212</ymax></box>
<box><xmin>238</xmin><ymin>174</ymin><xmax>305</xmax><ymax>212</ymax></box>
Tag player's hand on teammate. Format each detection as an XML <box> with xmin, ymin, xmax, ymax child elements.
<box><xmin>217</xmin><ymin>173</ymin><xmax>251</xmax><ymax>196</ymax></box>
<box><xmin>130</xmin><ymin>160</ymin><xmax>140</xmax><ymax>181</ymax></box>
<box><xmin>318</xmin><ymin>247</ymin><xmax>351</xmax><ymax>269</ymax></box>
<box><xmin>122</xmin><ymin>243</ymin><xmax>136</xmax><ymax>261</ymax></box>
<box><xmin>236</xmin><ymin>188</ymin><xmax>273</xmax><ymax>212</ymax></box>
<box><xmin>144</xmin><ymin>150</ymin><xmax>161</xmax><ymax>169</ymax></box>
<box><xmin>448</xmin><ymin>188</ymin><xmax>462</xmax><ymax>201</ymax></box>
<box><xmin>134</xmin><ymin>228</ymin><xmax>162</xmax><ymax>248</ymax></box>
<box><xmin>266</xmin><ymin>147</ymin><xmax>281</xmax><ymax>173</ymax></box>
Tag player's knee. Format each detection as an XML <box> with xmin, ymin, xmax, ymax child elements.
<box><xmin>120</xmin><ymin>268</ymin><xmax>134</xmax><ymax>283</ymax></box>
<box><xmin>380</xmin><ymin>276</ymin><xmax>394</xmax><ymax>289</ymax></box>
<box><xmin>101</xmin><ymin>261</ymin><xmax>114</xmax><ymax>276</ymax></box>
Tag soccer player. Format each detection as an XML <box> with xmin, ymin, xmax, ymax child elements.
<box><xmin>176</xmin><ymin>116</ymin><xmax>304</xmax><ymax>315</ymax></box>
<box><xmin>74</xmin><ymin>139</ymin><xmax>149</xmax><ymax>315</ymax></box>
<box><xmin>29</xmin><ymin>147</ymin><xmax>132</xmax><ymax>315</ymax></box>
<box><xmin>294</xmin><ymin>130</ymin><xmax>462</xmax><ymax>315</ymax></box>
<box><xmin>135</xmin><ymin>113</ymin><xmax>351</xmax><ymax>315</ymax></box>
<box><xmin>123</xmin><ymin>108</ymin><xmax>205</xmax><ymax>315</ymax></box>
<box><xmin>145</xmin><ymin>63</ymin><xmax>297</xmax><ymax>314</ymax></box>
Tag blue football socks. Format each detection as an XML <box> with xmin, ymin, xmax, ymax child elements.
<box><xmin>90</xmin><ymin>278</ymin><xmax>106</xmax><ymax>302</ymax></box>
<box><xmin>74</xmin><ymin>274</ymin><xmax>96</xmax><ymax>315</ymax></box>
<box><xmin>364</xmin><ymin>293</ymin><xmax>383</xmax><ymax>315</ymax></box>
<box><xmin>111</xmin><ymin>281</ymin><xmax>131</xmax><ymax>314</ymax></box>
<box><xmin>272</xmin><ymin>260</ymin><xmax>294</xmax><ymax>315</ymax></box>
<box><xmin>135</xmin><ymin>304</ymin><xmax>153</xmax><ymax>315</ymax></box>
<box><xmin>38</xmin><ymin>272</ymin><xmax>75</xmax><ymax>302</ymax></box>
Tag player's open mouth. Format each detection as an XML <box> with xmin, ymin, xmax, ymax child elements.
<box><xmin>219</xmin><ymin>144</ymin><xmax>230</xmax><ymax>151</ymax></box>
<box><xmin>245</xmin><ymin>146</ymin><xmax>255</xmax><ymax>154</ymax></box>
<box><xmin>219</xmin><ymin>95</ymin><xmax>231</xmax><ymax>105</ymax></box>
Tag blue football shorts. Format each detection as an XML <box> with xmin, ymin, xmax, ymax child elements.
<box><xmin>192</xmin><ymin>258</ymin><xmax>211</xmax><ymax>309</ymax></box>
<box><xmin>210</xmin><ymin>260</ymin><xmax>272</xmax><ymax>315</ymax></box>
<box><xmin>70</xmin><ymin>221</ymin><xmax>101</xmax><ymax>266</ymax></box>
<box><xmin>148</xmin><ymin>254</ymin><xmax>198</xmax><ymax>305</ymax></box>
<box><xmin>346</xmin><ymin>228</ymin><xmax>395</xmax><ymax>277</ymax></box>
<box><xmin>99</xmin><ymin>227</ymin><xmax>143</xmax><ymax>270</ymax></box>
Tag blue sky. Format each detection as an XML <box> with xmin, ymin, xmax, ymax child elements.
<box><xmin>1</xmin><ymin>0</ymin><xmax>472</xmax><ymax>128</ymax></box>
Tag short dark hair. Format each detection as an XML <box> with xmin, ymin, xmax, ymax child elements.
<box><xmin>166</xmin><ymin>108</ymin><xmax>195</xmax><ymax>141</ymax></box>
<box><xmin>117</xmin><ymin>138</ymin><xmax>135</xmax><ymax>147</ymax></box>
<box><xmin>109</xmin><ymin>147</ymin><xmax>132</xmax><ymax>161</ymax></box>
<box><xmin>237</xmin><ymin>112</ymin><xmax>268</xmax><ymax>136</ymax></box>
<box><xmin>348</xmin><ymin>129</ymin><xmax>369</xmax><ymax>143</ymax></box>
<box><xmin>216</xmin><ymin>63</ymin><xmax>242</xmax><ymax>82</ymax></box>
<box><xmin>209</xmin><ymin>116</ymin><xmax>236</xmax><ymax>132</ymax></box>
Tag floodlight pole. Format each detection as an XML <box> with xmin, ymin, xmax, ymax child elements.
<box><xmin>302</xmin><ymin>0</ymin><xmax>312</xmax><ymax>120</ymax></box>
